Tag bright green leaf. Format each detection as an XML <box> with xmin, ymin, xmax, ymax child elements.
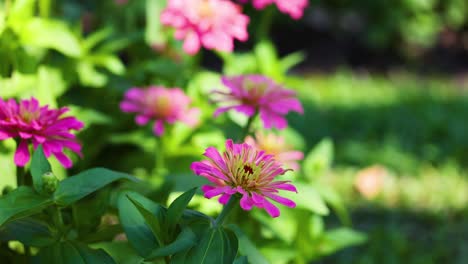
<box><xmin>53</xmin><ymin>168</ymin><xmax>138</xmax><ymax>206</ymax></box>
<box><xmin>31</xmin><ymin>145</ymin><xmax>52</xmax><ymax>195</ymax></box>
<box><xmin>127</xmin><ymin>195</ymin><xmax>165</xmax><ymax>246</ymax></box>
<box><xmin>166</xmin><ymin>188</ymin><xmax>197</xmax><ymax>236</ymax></box>
<box><xmin>303</xmin><ymin>138</ymin><xmax>334</xmax><ymax>180</ymax></box>
<box><xmin>281</xmin><ymin>182</ymin><xmax>329</xmax><ymax>215</ymax></box>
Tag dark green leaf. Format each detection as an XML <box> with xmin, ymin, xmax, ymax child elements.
<box><xmin>53</xmin><ymin>168</ymin><xmax>138</xmax><ymax>206</ymax></box>
<box><xmin>227</xmin><ymin>225</ymin><xmax>269</xmax><ymax>264</ymax></box>
<box><xmin>118</xmin><ymin>191</ymin><xmax>164</xmax><ymax>257</ymax></box>
<box><xmin>91</xmin><ymin>242</ymin><xmax>145</xmax><ymax>264</ymax></box>
<box><xmin>234</xmin><ymin>256</ymin><xmax>249</xmax><ymax>264</ymax></box>
<box><xmin>0</xmin><ymin>218</ymin><xmax>56</xmax><ymax>247</ymax></box>
<box><xmin>0</xmin><ymin>187</ymin><xmax>53</xmax><ymax>227</ymax></box>
<box><xmin>127</xmin><ymin>195</ymin><xmax>165</xmax><ymax>246</ymax></box>
<box><xmin>179</xmin><ymin>227</ymin><xmax>238</xmax><ymax>264</ymax></box>
<box><xmin>37</xmin><ymin>241</ymin><xmax>115</xmax><ymax>264</ymax></box>
<box><xmin>30</xmin><ymin>145</ymin><xmax>52</xmax><ymax>195</ymax></box>
<box><xmin>145</xmin><ymin>227</ymin><xmax>196</xmax><ymax>260</ymax></box>
<box><xmin>166</xmin><ymin>188</ymin><xmax>197</xmax><ymax>236</ymax></box>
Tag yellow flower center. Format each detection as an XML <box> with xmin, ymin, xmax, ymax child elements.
<box><xmin>198</xmin><ymin>0</ymin><xmax>214</xmax><ymax>18</ymax></box>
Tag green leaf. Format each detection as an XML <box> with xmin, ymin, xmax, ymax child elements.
<box><xmin>227</xmin><ymin>225</ymin><xmax>269</xmax><ymax>264</ymax></box>
<box><xmin>166</xmin><ymin>188</ymin><xmax>197</xmax><ymax>236</ymax></box>
<box><xmin>0</xmin><ymin>187</ymin><xmax>53</xmax><ymax>227</ymax></box>
<box><xmin>145</xmin><ymin>0</ymin><xmax>168</xmax><ymax>46</ymax></box>
<box><xmin>303</xmin><ymin>138</ymin><xmax>334</xmax><ymax>180</ymax></box>
<box><xmin>316</xmin><ymin>228</ymin><xmax>367</xmax><ymax>256</ymax></box>
<box><xmin>0</xmin><ymin>218</ymin><xmax>56</xmax><ymax>247</ymax></box>
<box><xmin>234</xmin><ymin>256</ymin><xmax>249</xmax><ymax>264</ymax></box>
<box><xmin>37</xmin><ymin>241</ymin><xmax>115</xmax><ymax>264</ymax></box>
<box><xmin>180</xmin><ymin>227</ymin><xmax>238</xmax><ymax>264</ymax></box>
<box><xmin>18</xmin><ymin>18</ymin><xmax>81</xmax><ymax>57</ymax></box>
<box><xmin>53</xmin><ymin>168</ymin><xmax>138</xmax><ymax>206</ymax></box>
<box><xmin>281</xmin><ymin>182</ymin><xmax>329</xmax><ymax>215</ymax></box>
<box><xmin>280</xmin><ymin>51</ymin><xmax>305</xmax><ymax>73</ymax></box>
<box><xmin>254</xmin><ymin>40</ymin><xmax>280</xmax><ymax>79</ymax></box>
<box><xmin>127</xmin><ymin>195</ymin><xmax>165</xmax><ymax>246</ymax></box>
<box><xmin>91</xmin><ymin>242</ymin><xmax>145</xmax><ymax>264</ymax></box>
<box><xmin>118</xmin><ymin>191</ymin><xmax>164</xmax><ymax>257</ymax></box>
<box><xmin>31</xmin><ymin>145</ymin><xmax>52</xmax><ymax>195</ymax></box>
<box><xmin>146</xmin><ymin>227</ymin><xmax>196</xmax><ymax>260</ymax></box>
<box><xmin>314</xmin><ymin>184</ymin><xmax>351</xmax><ymax>226</ymax></box>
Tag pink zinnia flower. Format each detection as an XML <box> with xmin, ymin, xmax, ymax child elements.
<box><xmin>245</xmin><ymin>131</ymin><xmax>303</xmax><ymax>170</ymax></box>
<box><xmin>191</xmin><ymin>139</ymin><xmax>297</xmax><ymax>217</ymax></box>
<box><xmin>240</xmin><ymin>0</ymin><xmax>308</xmax><ymax>19</ymax></box>
<box><xmin>213</xmin><ymin>75</ymin><xmax>303</xmax><ymax>129</ymax></box>
<box><xmin>120</xmin><ymin>86</ymin><xmax>200</xmax><ymax>136</ymax></box>
<box><xmin>0</xmin><ymin>97</ymin><xmax>84</xmax><ymax>168</ymax></box>
<box><xmin>160</xmin><ymin>0</ymin><xmax>249</xmax><ymax>55</ymax></box>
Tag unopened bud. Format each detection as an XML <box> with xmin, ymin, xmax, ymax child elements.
<box><xmin>42</xmin><ymin>172</ymin><xmax>59</xmax><ymax>194</ymax></box>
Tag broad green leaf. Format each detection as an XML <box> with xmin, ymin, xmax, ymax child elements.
<box><xmin>31</xmin><ymin>145</ymin><xmax>52</xmax><ymax>195</ymax></box>
<box><xmin>90</xmin><ymin>54</ymin><xmax>125</xmax><ymax>75</ymax></box>
<box><xmin>166</xmin><ymin>188</ymin><xmax>197</xmax><ymax>236</ymax></box>
<box><xmin>91</xmin><ymin>242</ymin><xmax>145</xmax><ymax>264</ymax></box>
<box><xmin>316</xmin><ymin>228</ymin><xmax>367</xmax><ymax>256</ymax></box>
<box><xmin>228</xmin><ymin>225</ymin><xmax>269</xmax><ymax>264</ymax></box>
<box><xmin>0</xmin><ymin>187</ymin><xmax>53</xmax><ymax>227</ymax></box>
<box><xmin>127</xmin><ymin>195</ymin><xmax>165</xmax><ymax>246</ymax></box>
<box><xmin>146</xmin><ymin>227</ymin><xmax>196</xmax><ymax>260</ymax></box>
<box><xmin>182</xmin><ymin>227</ymin><xmax>238</xmax><ymax>264</ymax></box>
<box><xmin>255</xmin><ymin>41</ymin><xmax>280</xmax><ymax>79</ymax></box>
<box><xmin>53</xmin><ymin>168</ymin><xmax>138</xmax><ymax>206</ymax></box>
<box><xmin>77</xmin><ymin>61</ymin><xmax>107</xmax><ymax>87</ymax></box>
<box><xmin>118</xmin><ymin>191</ymin><xmax>164</xmax><ymax>257</ymax></box>
<box><xmin>7</xmin><ymin>0</ymin><xmax>35</xmax><ymax>27</ymax></box>
<box><xmin>314</xmin><ymin>184</ymin><xmax>351</xmax><ymax>226</ymax></box>
<box><xmin>0</xmin><ymin>218</ymin><xmax>56</xmax><ymax>247</ymax></box>
<box><xmin>82</xmin><ymin>27</ymin><xmax>114</xmax><ymax>52</ymax></box>
<box><xmin>145</xmin><ymin>0</ymin><xmax>168</xmax><ymax>46</ymax></box>
<box><xmin>303</xmin><ymin>138</ymin><xmax>334</xmax><ymax>180</ymax></box>
<box><xmin>234</xmin><ymin>256</ymin><xmax>249</xmax><ymax>264</ymax></box>
<box><xmin>37</xmin><ymin>241</ymin><xmax>115</xmax><ymax>264</ymax></box>
<box><xmin>18</xmin><ymin>18</ymin><xmax>81</xmax><ymax>57</ymax></box>
<box><xmin>281</xmin><ymin>182</ymin><xmax>329</xmax><ymax>215</ymax></box>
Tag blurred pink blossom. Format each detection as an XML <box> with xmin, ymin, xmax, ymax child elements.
<box><xmin>0</xmin><ymin>97</ymin><xmax>84</xmax><ymax>168</ymax></box>
<box><xmin>120</xmin><ymin>86</ymin><xmax>200</xmax><ymax>136</ymax></box>
<box><xmin>213</xmin><ymin>75</ymin><xmax>303</xmax><ymax>129</ymax></box>
<box><xmin>191</xmin><ymin>139</ymin><xmax>297</xmax><ymax>217</ymax></box>
<box><xmin>161</xmin><ymin>0</ymin><xmax>249</xmax><ymax>55</ymax></box>
<box><xmin>240</xmin><ymin>0</ymin><xmax>308</xmax><ymax>19</ymax></box>
<box><xmin>245</xmin><ymin>131</ymin><xmax>303</xmax><ymax>170</ymax></box>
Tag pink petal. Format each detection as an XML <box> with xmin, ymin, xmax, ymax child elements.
<box><xmin>14</xmin><ymin>140</ymin><xmax>31</xmax><ymax>167</ymax></box>
<box><xmin>54</xmin><ymin>151</ymin><xmax>73</xmax><ymax>168</ymax></box>
<box><xmin>265</xmin><ymin>193</ymin><xmax>296</xmax><ymax>208</ymax></box>
<box><xmin>183</xmin><ymin>32</ymin><xmax>201</xmax><ymax>55</ymax></box>
<box><xmin>262</xmin><ymin>198</ymin><xmax>280</xmax><ymax>218</ymax></box>
<box><xmin>152</xmin><ymin>120</ymin><xmax>165</xmax><ymax>136</ymax></box>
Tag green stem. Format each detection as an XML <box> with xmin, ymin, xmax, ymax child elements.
<box><xmin>154</xmin><ymin>136</ymin><xmax>167</xmax><ymax>177</ymax></box>
<box><xmin>256</xmin><ymin>6</ymin><xmax>275</xmax><ymax>42</ymax></box>
<box><xmin>16</xmin><ymin>166</ymin><xmax>26</xmax><ymax>187</ymax></box>
<box><xmin>52</xmin><ymin>206</ymin><xmax>65</xmax><ymax>233</ymax></box>
<box><xmin>240</xmin><ymin>112</ymin><xmax>257</xmax><ymax>141</ymax></box>
<box><xmin>214</xmin><ymin>196</ymin><xmax>239</xmax><ymax>227</ymax></box>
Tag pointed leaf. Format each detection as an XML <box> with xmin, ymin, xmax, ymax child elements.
<box><xmin>0</xmin><ymin>187</ymin><xmax>53</xmax><ymax>227</ymax></box>
<box><xmin>145</xmin><ymin>227</ymin><xmax>196</xmax><ymax>260</ymax></box>
<box><xmin>31</xmin><ymin>145</ymin><xmax>52</xmax><ymax>195</ymax></box>
<box><xmin>166</xmin><ymin>188</ymin><xmax>197</xmax><ymax>236</ymax></box>
<box><xmin>37</xmin><ymin>241</ymin><xmax>115</xmax><ymax>264</ymax></box>
<box><xmin>227</xmin><ymin>224</ymin><xmax>269</xmax><ymax>264</ymax></box>
<box><xmin>234</xmin><ymin>256</ymin><xmax>249</xmax><ymax>264</ymax></box>
<box><xmin>118</xmin><ymin>191</ymin><xmax>164</xmax><ymax>257</ymax></box>
<box><xmin>127</xmin><ymin>195</ymin><xmax>165</xmax><ymax>246</ymax></box>
<box><xmin>0</xmin><ymin>218</ymin><xmax>56</xmax><ymax>247</ymax></box>
<box><xmin>303</xmin><ymin>138</ymin><xmax>334</xmax><ymax>180</ymax></box>
<box><xmin>53</xmin><ymin>168</ymin><xmax>138</xmax><ymax>206</ymax></box>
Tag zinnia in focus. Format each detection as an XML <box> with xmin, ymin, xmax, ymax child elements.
<box><xmin>0</xmin><ymin>97</ymin><xmax>84</xmax><ymax>168</ymax></box>
<box><xmin>160</xmin><ymin>0</ymin><xmax>249</xmax><ymax>55</ymax></box>
<box><xmin>239</xmin><ymin>0</ymin><xmax>308</xmax><ymax>19</ymax></box>
<box><xmin>191</xmin><ymin>139</ymin><xmax>297</xmax><ymax>217</ymax></box>
<box><xmin>245</xmin><ymin>131</ymin><xmax>303</xmax><ymax>170</ymax></box>
<box><xmin>213</xmin><ymin>75</ymin><xmax>303</xmax><ymax>129</ymax></box>
<box><xmin>120</xmin><ymin>86</ymin><xmax>200</xmax><ymax>136</ymax></box>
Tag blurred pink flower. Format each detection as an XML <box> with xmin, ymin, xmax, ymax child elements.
<box><xmin>160</xmin><ymin>0</ymin><xmax>249</xmax><ymax>55</ymax></box>
<box><xmin>120</xmin><ymin>86</ymin><xmax>200</xmax><ymax>136</ymax></box>
<box><xmin>213</xmin><ymin>75</ymin><xmax>303</xmax><ymax>129</ymax></box>
<box><xmin>0</xmin><ymin>97</ymin><xmax>84</xmax><ymax>168</ymax></box>
<box><xmin>191</xmin><ymin>139</ymin><xmax>297</xmax><ymax>217</ymax></box>
<box><xmin>245</xmin><ymin>131</ymin><xmax>303</xmax><ymax>170</ymax></box>
<box><xmin>240</xmin><ymin>0</ymin><xmax>308</xmax><ymax>19</ymax></box>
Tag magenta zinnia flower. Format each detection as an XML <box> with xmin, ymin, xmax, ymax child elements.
<box><xmin>191</xmin><ymin>139</ymin><xmax>297</xmax><ymax>217</ymax></box>
<box><xmin>160</xmin><ymin>0</ymin><xmax>249</xmax><ymax>55</ymax></box>
<box><xmin>239</xmin><ymin>0</ymin><xmax>308</xmax><ymax>19</ymax></box>
<box><xmin>120</xmin><ymin>86</ymin><xmax>200</xmax><ymax>136</ymax></box>
<box><xmin>0</xmin><ymin>97</ymin><xmax>84</xmax><ymax>168</ymax></box>
<box><xmin>245</xmin><ymin>131</ymin><xmax>304</xmax><ymax>170</ymax></box>
<box><xmin>213</xmin><ymin>75</ymin><xmax>303</xmax><ymax>129</ymax></box>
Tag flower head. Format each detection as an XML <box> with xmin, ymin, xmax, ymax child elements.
<box><xmin>0</xmin><ymin>97</ymin><xmax>84</xmax><ymax>168</ymax></box>
<box><xmin>161</xmin><ymin>0</ymin><xmax>249</xmax><ymax>55</ymax></box>
<box><xmin>213</xmin><ymin>75</ymin><xmax>303</xmax><ymax>129</ymax></box>
<box><xmin>239</xmin><ymin>0</ymin><xmax>308</xmax><ymax>19</ymax></box>
<box><xmin>120</xmin><ymin>86</ymin><xmax>200</xmax><ymax>136</ymax></box>
<box><xmin>191</xmin><ymin>139</ymin><xmax>297</xmax><ymax>217</ymax></box>
<box><xmin>245</xmin><ymin>131</ymin><xmax>303</xmax><ymax>170</ymax></box>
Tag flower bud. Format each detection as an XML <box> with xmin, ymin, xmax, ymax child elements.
<box><xmin>42</xmin><ymin>172</ymin><xmax>59</xmax><ymax>194</ymax></box>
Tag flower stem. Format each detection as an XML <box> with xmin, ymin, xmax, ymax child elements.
<box><xmin>214</xmin><ymin>196</ymin><xmax>239</xmax><ymax>227</ymax></box>
<box><xmin>240</xmin><ymin>112</ymin><xmax>257</xmax><ymax>141</ymax></box>
<box><xmin>154</xmin><ymin>136</ymin><xmax>167</xmax><ymax>178</ymax></box>
<box><xmin>16</xmin><ymin>166</ymin><xmax>26</xmax><ymax>187</ymax></box>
